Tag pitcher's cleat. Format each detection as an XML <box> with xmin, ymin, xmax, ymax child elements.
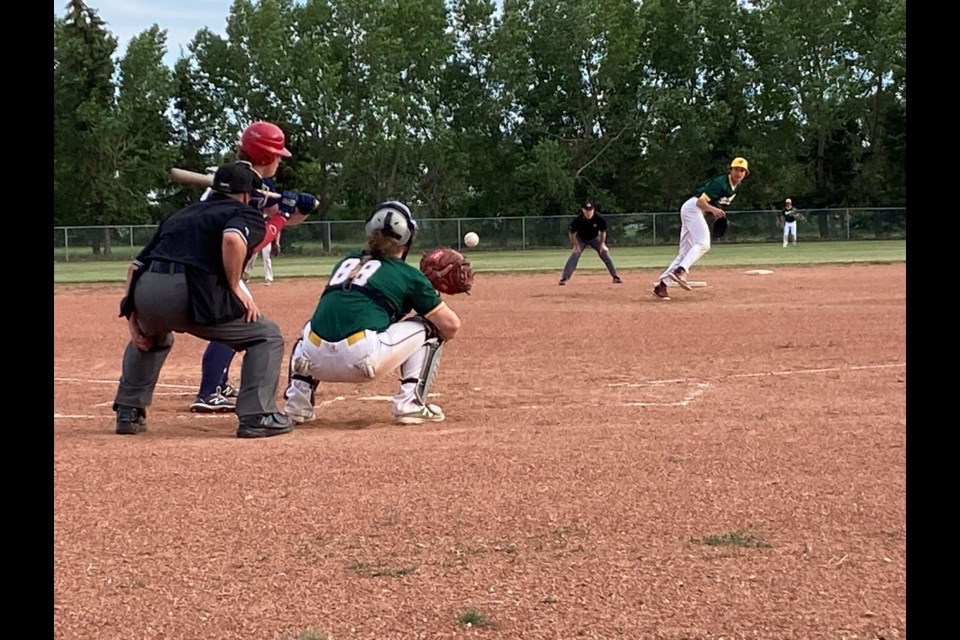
<box><xmin>652</xmin><ymin>282</ymin><xmax>671</xmax><ymax>300</ymax></box>
<box><xmin>668</xmin><ymin>266</ymin><xmax>692</xmax><ymax>291</ymax></box>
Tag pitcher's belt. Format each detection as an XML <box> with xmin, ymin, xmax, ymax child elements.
<box><xmin>308</xmin><ymin>330</ymin><xmax>366</xmax><ymax>347</ymax></box>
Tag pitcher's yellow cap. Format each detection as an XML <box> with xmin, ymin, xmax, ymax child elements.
<box><xmin>730</xmin><ymin>157</ymin><xmax>749</xmax><ymax>174</ymax></box>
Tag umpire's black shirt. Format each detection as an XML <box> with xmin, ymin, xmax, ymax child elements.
<box><xmin>133</xmin><ymin>193</ymin><xmax>266</xmax><ymax>323</ymax></box>
<box><xmin>568</xmin><ymin>212</ymin><xmax>607</xmax><ymax>242</ymax></box>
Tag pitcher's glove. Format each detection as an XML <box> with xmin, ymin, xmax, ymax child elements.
<box><xmin>713</xmin><ymin>216</ymin><xmax>728</xmax><ymax>239</ymax></box>
<box><xmin>420</xmin><ymin>247</ymin><xmax>475</xmax><ymax>295</ymax></box>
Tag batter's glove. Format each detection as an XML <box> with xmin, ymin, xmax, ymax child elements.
<box><xmin>419</xmin><ymin>246</ymin><xmax>475</xmax><ymax>295</ymax></box>
<box><xmin>296</xmin><ymin>192</ymin><xmax>318</xmax><ymax>214</ymax></box>
<box><xmin>712</xmin><ymin>216</ymin><xmax>728</xmax><ymax>239</ymax></box>
<box><xmin>278</xmin><ymin>190</ymin><xmax>298</xmax><ymax>218</ymax></box>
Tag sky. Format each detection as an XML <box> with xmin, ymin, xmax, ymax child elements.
<box><xmin>53</xmin><ymin>0</ymin><xmax>238</xmax><ymax>67</ymax></box>
<box><xmin>55</xmin><ymin>0</ymin><xmax>505</xmax><ymax>68</ymax></box>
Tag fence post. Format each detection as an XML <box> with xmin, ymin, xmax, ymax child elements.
<box><xmin>522</xmin><ymin>218</ymin><xmax>526</xmax><ymax>250</ymax></box>
<box><xmin>130</xmin><ymin>225</ymin><xmax>134</xmax><ymax>256</ymax></box>
<box><xmin>652</xmin><ymin>213</ymin><xmax>657</xmax><ymax>245</ymax></box>
<box><xmin>457</xmin><ymin>218</ymin><xmax>462</xmax><ymax>251</ymax></box>
<box><xmin>65</xmin><ymin>227</ymin><xmax>70</xmax><ymax>263</ymax></box>
<box><xmin>326</xmin><ymin>221</ymin><xmax>331</xmax><ymax>252</ymax></box>
<box><xmin>846</xmin><ymin>208</ymin><xmax>851</xmax><ymax>240</ymax></box>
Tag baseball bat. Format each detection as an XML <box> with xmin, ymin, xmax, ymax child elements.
<box><xmin>169</xmin><ymin>168</ymin><xmax>282</xmax><ymax>199</ymax></box>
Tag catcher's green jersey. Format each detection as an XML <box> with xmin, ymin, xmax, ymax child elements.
<box><xmin>692</xmin><ymin>174</ymin><xmax>739</xmax><ymax>208</ymax></box>
<box><xmin>310</xmin><ymin>250</ymin><xmax>442</xmax><ymax>341</ymax></box>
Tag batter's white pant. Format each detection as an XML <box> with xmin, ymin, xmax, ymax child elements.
<box><xmin>658</xmin><ymin>197</ymin><xmax>711</xmax><ymax>284</ymax></box>
<box><xmin>283</xmin><ymin>318</ymin><xmax>436</xmax><ymax>419</ymax></box>
<box><xmin>783</xmin><ymin>221</ymin><xmax>797</xmax><ymax>245</ymax></box>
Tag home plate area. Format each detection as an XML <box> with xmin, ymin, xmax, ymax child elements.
<box><xmin>605</xmin><ymin>380</ymin><xmax>710</xmax><ymax>407</ymax></box>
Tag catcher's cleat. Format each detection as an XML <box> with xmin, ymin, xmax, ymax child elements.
<box><xmin>393</xmin><ymin>402</ymin><xmax>445</xmax><ymax>425</ymax></box>
<box><xmin>288</xmin><ymin>411</ymin><xmax>316</xmax><ymax>425</ymax></box>
<box><xmin>668</xmin><ymin>267</ymin><xmax>692</xmax><ymax>291</ymax></box>
<box><xmin>558</xmin><ymin>279</ymin><xmax>567</xmax><ymax>286</ymax></box>
<box><xmin>236</xmin><ymin>412</ymin><xmax>294</xmax><ymax>439</ymax></box>
<box><xmin>190</xmin><ymin>389</ymin><xmax>236</xmax><ymax>413</ymax></box>
<box><xmin>220</xmin><ymin>382</ymin><xmax>239</xmax><ymax>399</ymax></box>
<box><xmin>115</xmin><ymin>405</ymin><xmax>147</xmax><ymax>435</ymax></box>
<box><xmin>652</xmin><ymin>282</ymin><xmax>671</xmax><ymax>300</ymax></box>
<box><xmin>612</xmin><ymin>275</ymin><xmax>623</xmax><ymax>284</ymax></box>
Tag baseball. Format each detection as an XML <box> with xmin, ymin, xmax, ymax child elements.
<box><xmin>464</xmin><ymin>231</ymin><xmax>479</xmax><ymax>248</ymax></box>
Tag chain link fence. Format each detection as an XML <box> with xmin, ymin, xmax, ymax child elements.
<box><xmin>54</xmin><ymin>207</ymin><xmax>906</xmax><ymax>262</ymax></box>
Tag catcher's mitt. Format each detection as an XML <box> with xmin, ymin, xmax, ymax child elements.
<box><xmin>420</xmin><ymin>246</ymin><xmax>475</xmax><ymax>295</ymax></box>
<box><xmin>712</xmin><ymin>216</ymin><xmax>728</xmax><ymax>239</ymax></box>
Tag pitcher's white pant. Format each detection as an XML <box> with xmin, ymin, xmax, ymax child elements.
<box><xmin>783</xmin><ymin>221</ymin><xmax>797</xmax><ymax>245</ymax></box>
<box><xmin>658</xmin><ymin>197</ymin><xmax>711</xmax><ymax>284</ymax></box>
<box><xmin>283</xmin><ymin>318</ymin><xmax>436</xmax><ymax>419</ymax></box>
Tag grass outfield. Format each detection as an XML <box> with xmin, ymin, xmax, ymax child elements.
<box><xmin>53</xmin><ymin>239</ymin><xmax>906</xmax><ymax>284</ymax></box>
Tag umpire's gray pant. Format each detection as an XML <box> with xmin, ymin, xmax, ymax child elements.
<box><xmin>561</xmin><ymin>237</ymin><xmax>619</xmax><ymax>281</ymax></box>
<box><xmin>113</xmin><ymin>269</ymin><xmax>285</xmax><ymax>420</ymax></box>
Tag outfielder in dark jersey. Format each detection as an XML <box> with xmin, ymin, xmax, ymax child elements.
<box><xmin>283</xmin><ymin>201</ymin><xmax>463</xmax><ymax>425</ymax></box>
<box><xmin>653</xmin><ymin>157</ymin><xmax>749</xmax><ymax>300</ymax></box>
<box><xmin>559</xmin><ymin>202</ymin><xmax>623</xmax><ymax>285</ymax></box>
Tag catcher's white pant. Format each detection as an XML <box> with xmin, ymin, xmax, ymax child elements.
<box><xmin>783</xmin><ymin>221</ymin><xmax>797</xmax><ymax>245</ymax></box>
<box><xmin>658</xmin><ymin>197</ymin><xmax>711</xmax><ymax>284</ymax></box>
<box><xmin>283</xmin><ymin>319</ymin><xmax>436</xmax><ymax>419</ymax></box>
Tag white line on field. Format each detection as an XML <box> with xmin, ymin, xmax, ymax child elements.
<box><xmin>622</xmin><ymin>383</ymin><xmax>710</xmax><ymax>407</ymax></box>
<box><xmin>55</xmin><ymin>377</ymin><xmax>194</xmax><ymax>390</ymax></box>
<box><xmin>608</xmin><ymin>362</ymin><xmax>905</xmax><ymax>388</ymax></box>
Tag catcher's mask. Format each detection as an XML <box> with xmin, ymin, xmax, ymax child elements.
<box><xmin>366</xmin><ymin>201</ymin><xmax>417</xmax><ymax>259</ymax></box>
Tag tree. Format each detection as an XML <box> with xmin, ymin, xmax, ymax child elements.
<box><xmin>53</xmin><ymin>0</ymin><xmax>118</xmax><ymax>230</ymax></box>
<box><xmin>54</xmin><ymin>1</ymin><xmax>176</xmax><ymax>254</ymax></box>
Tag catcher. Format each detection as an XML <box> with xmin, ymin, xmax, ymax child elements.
<box><xmin>283</xmin><ymin>201</ymin><xmax>466</xmax><ymax>425</ymax></box>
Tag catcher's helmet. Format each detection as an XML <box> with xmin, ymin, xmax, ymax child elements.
<box><xmin>366</xmin><ymin>201</ymin><xmax>417</xmax><ymax>258</ymax></box>
<box><xmin>730</xmin><ymin>156</ymin><xmax>749</xmax><ymax>175</ymax></box>
<box><xmin>239</xmin><ymin>121</ymin><xmax>292</xmax><ymax>166</ymax></box>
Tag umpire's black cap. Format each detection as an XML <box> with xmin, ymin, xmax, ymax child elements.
<box><xmin>583</xmin><ymin>202</ymin><xmax>595</xmax><ymax>210</ymax></box>
<box><xmin>212</xmin><ymin>162</ymin><xmax>263</xmax><ymax>195</ymax></box>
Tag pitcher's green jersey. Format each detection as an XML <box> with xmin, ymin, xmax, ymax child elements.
<box><xmin>692</xmin><ymin>174</ymin><xmax>739</xmax><ymax>208</ymax></box>
<box><xmin>310</xmin><ymin>250</ymin><xmax>442</xmax><ymax>341</ymax></box>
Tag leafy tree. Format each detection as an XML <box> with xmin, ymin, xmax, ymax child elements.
<box><xmin>55</xmin><ymin>0</ymin><xmax>906</xmax><ymax>235</ymax></box>
<box><xmin>54</xmin><ymin>1</ymin><xmax>176</xmax><ymax>253</ymax></box>
<box><xmin>53</xmin><ymin>0</ymin><xmax>118</xmax><ymax>232</ymax></box>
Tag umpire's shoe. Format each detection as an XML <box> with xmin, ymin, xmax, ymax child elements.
<box><xmin>115</xmin><ymin>404</ymin><xmax>147</xmax><ymax>435</ymax></box>
<box><xmin>236</xmin><ymin>412</ymin><xmax>294</xmax><ymax>439</ymax></box>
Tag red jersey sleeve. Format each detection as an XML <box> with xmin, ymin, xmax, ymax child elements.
<box><xmin>252</xmin><ymin>214</ymin><xmax>288</xmax><ymax>253</ymax></box>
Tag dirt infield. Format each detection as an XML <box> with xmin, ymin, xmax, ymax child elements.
<box><xmin>54</xmin><ymin>263</ymin><xmax>906</xmax><ymax>640</ymax></box>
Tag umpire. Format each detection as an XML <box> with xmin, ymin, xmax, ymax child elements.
<box><xmin>113</xmin><ymin>162</ymin><xmax>293</xmax><ymax>439</ymax></box>
<box><xmin>558</xmin><ymin>202</ymin><xmax>623</xmax><ymax>285</ymax></box>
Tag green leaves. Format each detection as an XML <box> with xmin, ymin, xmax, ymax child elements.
<box><xmin>55</xmin><ymin>0</ymin><xmax>906</xmax><ymax>229</ymax></box>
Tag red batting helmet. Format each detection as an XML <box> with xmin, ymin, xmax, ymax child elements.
<box><xmin>239</xmin><ymin>121</ymin><xmax>292</xmax><ymax>166</ymax></box>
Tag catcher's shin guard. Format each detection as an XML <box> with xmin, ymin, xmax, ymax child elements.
<box><xmin>402</xmin><ymin>339</ymin><xmax>444</xmax><ymax>405</ymax></box>
<box><xmin>286</xmin><ymin>336</ymin><xmax>319</xmax><ymax>402</ymax></box>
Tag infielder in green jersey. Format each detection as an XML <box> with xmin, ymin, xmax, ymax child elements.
<box><xmin>653</xmin><ymin>156</ymin><xmax>749</xmax><ymax>300</ymax></box>
<box><xmin>283</xmin><ymin>201</ymin><xmax>462</xmax><ymax>424</ymax></box>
